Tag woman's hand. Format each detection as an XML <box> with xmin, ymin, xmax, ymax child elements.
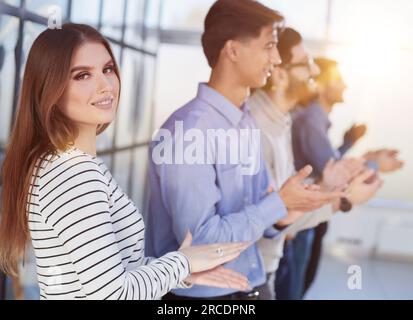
<box><xmin>185</xmin><ymin>266</ymin><xmax>250</xmax><ymax>291</ymax></box>
<box><xmin>178</xmin><ymin>232</ymin><xmax>251</xmax><ymax>273</ymax></box>
<box><xmin>178</xmin><ymin>232</ymin><xmax>251</xmax><ymax>291</ymax></box>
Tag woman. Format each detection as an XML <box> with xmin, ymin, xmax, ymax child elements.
<box><xmin>0</xmin><ymin>23</ymin><xmax>250</xmax><ymax>300</ymax></box>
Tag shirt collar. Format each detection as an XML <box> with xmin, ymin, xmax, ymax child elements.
<box><xmin>252</xmin><ymin>90</ymin><xmax>292</xmax><ymax>130</ymax></box>
<box><xmin>196</xmin><ymin>83</ymin><xmax>247</xmax><ymax>126</ymax></box>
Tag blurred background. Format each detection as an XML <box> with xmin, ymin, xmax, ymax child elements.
<box><xmin>1</xmin><ymin>0</ymin><xmax>412</xmax><ymax>299</ymax></box>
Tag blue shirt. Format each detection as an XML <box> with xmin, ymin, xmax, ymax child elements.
<box><xmin>145</xmin><ymin>83</ymin><xmax>287</xmax><ymax>298</ymax></box>
<box><xmin>292</xmin><ymin>100</ymin><xmax>377</xmax><ymax>176</ymax></box>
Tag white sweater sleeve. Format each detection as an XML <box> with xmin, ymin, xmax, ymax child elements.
<box><xmin>284</xmin><ymin>204</ymin><xmax>335</xmax><ymax>237</ymax></box>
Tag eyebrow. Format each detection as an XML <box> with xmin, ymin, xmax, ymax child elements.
<box><xmin>266</xmin><ymin>39</ymin><xmax>278</xmax><ymax>45</ymax></box>
<box><xmin>70</xmin><ymin>59</ymin><xmax>114</xmax><ymax>73</ymax></box>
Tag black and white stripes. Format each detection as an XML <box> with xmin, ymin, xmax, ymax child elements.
<box><xmin>28</xmin><ymin>147</ymin><xmax>191</xmax><ymax>300</ymax></box>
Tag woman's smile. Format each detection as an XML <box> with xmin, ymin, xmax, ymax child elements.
<box><xmin>91</xmin><ymin>95</ymin><xmax>115</xmax><ymax>110</ymax></box>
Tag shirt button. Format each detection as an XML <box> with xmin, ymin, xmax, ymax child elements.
<box><xmin>251</xmin><ymin>263</ymin><xmax>257</xmax><ymax>269</ymax></box>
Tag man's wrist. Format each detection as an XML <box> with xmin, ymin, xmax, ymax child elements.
<box><xmin>339</xmin><ymin>197</ymin><xmax>353</xmax><ymax>213</ymax></box>
<box><xmin>273</xmin><ymin>222</ymin><xmax>289</xmax><ymax>231</ymax></box>
<box><xmin>278</xmin><ymin>189</ymin><xmax>289</xmax><ymax>210</ymax></box>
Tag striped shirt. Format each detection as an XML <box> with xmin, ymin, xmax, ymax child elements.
<box><xmin>28</xmin><ymin>147</ymin><xmax>191</xmax><ymax>300</ymax></box>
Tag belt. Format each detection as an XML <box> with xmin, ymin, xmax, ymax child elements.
<box><xmin>222</xmin><ymin>289</ymin><xmax>260</xmax><ymax>300</ymax></box>
<box><xmin>163</xmin><ymin>288</ymin><xmax>261</xmax><ymax>301</ymax></box>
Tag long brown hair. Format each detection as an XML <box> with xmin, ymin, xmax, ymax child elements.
<box><xmin>0</xmin><ymin>23</ymin><xmax>121</xmax><ymax>275</ymax></box>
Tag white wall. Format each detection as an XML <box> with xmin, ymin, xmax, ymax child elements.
<box><xmin>324</xmin><ymin>201</ymin><xmax>413</xmax><ymax>262</ymax></box>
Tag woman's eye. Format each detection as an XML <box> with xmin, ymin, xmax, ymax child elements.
<box><xmin>104</xmin><ymin>66</ymin><xmax>114</xmax><ymax>74</ymax></box>
<box><xmin>74</xmin><ymin>73</ymin><xmax>90</xmax><ymax>80</ymax></box>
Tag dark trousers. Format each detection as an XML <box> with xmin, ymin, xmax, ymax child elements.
<box><xmin>292</xmin><ymin>229</ymin><xmax>315</xmax><ymax>299</ymax></box>
<box><xmin>0</xmin><ymin>272</ymin><xmax>5</xmax><ymax>300</ymax></box>
<box><xmin>303</xmin><ymin>221</ymin><xmax>329</xmax><ymax>295</ymax></box>
<box><xmin>274</xmin><ymin>239</ymin><xmax>295</xmax><ymax>300</ymax></box>
<box><xmin>274</xmin><ymin>229</ymin><xmax>315</xmax><ymax>300</ymax></box>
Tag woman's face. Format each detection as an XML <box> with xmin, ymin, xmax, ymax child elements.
<box><xmin>58</xmin><ymin>42</ymin><xmax>120</xmax><ymax>131</ymax></box>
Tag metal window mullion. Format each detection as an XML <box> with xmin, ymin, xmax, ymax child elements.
<box><xmin>104</xmin><ymin>35</ymin><xmax>156</xmax><ymax>56</ymax></box>
<box><xmin>10</xmin><ymin>10</ymin><xmax>25</xmax><ymax>132</ymax></box>
<box><xmin>65</xmin><ymin>0</ymin><xmax>72</xmax><ymax>23</ymax></box>
<box><xmin>97</xmin><ymin>0</ymin><xmax>103</xmax><ymax>31</ymax></box>
<box><xmin>138</xmin><ymin>0</ymin><xmax>163</xmax><ymax>212</ymax></box>
<box><xmin>109</xmin><ymin>0</ymin><xmax>128</xmax><ymax>179</ymax></box>
<box><xmin>324</xmin><ymin>0</ymin><xmax>333</xmax><ymax>52</ymax></box>
<box><xmin>127</xmin><ymin>56</ymin><xmax>144</xmax><ymax>196</ymax></box>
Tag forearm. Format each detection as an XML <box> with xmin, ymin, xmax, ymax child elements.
<box><xmin>282</xmin><ymin>203</ymin><xmax>335</xmax><ymax>236</ymax></box>
<box><xmin>177</xmin><ymin>192</ymin><xmax>288</xmax><ymax>245</ymax></box>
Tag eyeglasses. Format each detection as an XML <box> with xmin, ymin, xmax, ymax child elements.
<box><xmin>282</xmin><ymin>58</ymin><xmax>315</xmax><ymax>71</ymax></box>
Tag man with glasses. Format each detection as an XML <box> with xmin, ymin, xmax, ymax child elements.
<box><xmin>249</xmin><ymin>27</ymin><xmax>382</xmax><ymax>299</ymax></box>
<box><xmin>248</xmin><ymin>27</ymin><xmax>323</xmax><ymax>300</ymax></box>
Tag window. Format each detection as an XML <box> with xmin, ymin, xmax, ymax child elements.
<box><xmin>101</xmin><ymin>0</ymin><xmax>125</xmax><ymax>40</ymax></box>
<box><xmin>116</xmin><ymin>48</ymin><xmax>143</xmax><ymax>148</ymax></box>
<box><xmin>124</xmin><ymin>0</ymin><xmax>145</xmax><ymax>47</ymax></box>
<box><xmin>136</xmin><ymin>55</ymin><xmax>156</xmax><ymax>142</ymax></box>
<box><xmin>70</xmin><ymin>0</ymin><xmax>100</xmax><ymax>27</ymax></box>
<box><xmin>160</xmin><ymin>0</ymin><xmax>215</xmax><ymax>31</ymax></box>
<box><xmin>0</xmin><ymin>16</ymin><xmax>18</xmax><ymax>146</ymax></box>
<box><xmin>131</xmin><ymin>146</ymin><xmax>149</xmax><ymax>212</ymax></box>
<box><xmin>154</xmin><ymin>44</ymin><xmax>210</xmax><ymax>128</ymax></box>
<box><xmin>113</xmin><ymin>149</ymin><xmax>133</xmax><ymax>194</ymax></box>
<box><xmin>25</xmin><ymin>0</ymin><xmax>68</xmax><ymax>19</ymax></box>
<box><xmin>261</xmin><ymin>0</ymin><xmax>329</xmax><ymax>41</ymax></box>
<box><xmin>0</xmin><ymin>0</ymin><xmax>160</xmax><ymax>208</ymax></box>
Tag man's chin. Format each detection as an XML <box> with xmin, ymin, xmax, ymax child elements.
<box><xmin>251</xmin><ymin>78</ymin><xmax>267</xmax><ymax>90</ymax></box>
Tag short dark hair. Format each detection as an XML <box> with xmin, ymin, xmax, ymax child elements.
<box><xmin>314</xmin><ymin>57</ymin><xmax>339</xmax><ymax>85</ymax></box>
<box><xmin>278</xmin><ymin>27</ymin><xmax>303</xmax><ymax>65</ymax></box>
<box><xmin>201</xmin><ymin>0</ymin><xmax>284</xmax><ymax>68</ymax></box>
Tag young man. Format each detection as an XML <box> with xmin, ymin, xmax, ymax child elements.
<box><xmin>145</xmin><ymin>0</ymin><xmax>344</xmax><ymax>300</ymax></box>
<box><xmin>249</xmin><ymin>28</ymin><xmax>382</xmax><ymax>299</ymax></box>
<box><xmin>292</xmin><ymin>57</ymin><xmax>404</xmax><ymax>295</ymax></box>
<box><xmin>293</xmin><ymin>57</ymin><xmax>404</xmax><ymax>176</ymax></box>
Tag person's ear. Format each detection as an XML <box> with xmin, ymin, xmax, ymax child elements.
<box><xmin>318</xmin><ymin>82</ymin><xmax>329</xmax><ymax>96</ymax></box>
<box><xmin>222</xmin><ymin>40</ymin><xmax>240</xmax><ymax>63</ymax></box>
